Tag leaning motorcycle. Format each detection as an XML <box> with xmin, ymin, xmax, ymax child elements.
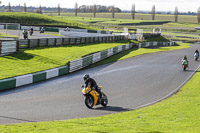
<box><xmin>82</xmin><ymin>85</ymin><xmax>108</xmax><ymax>109</ymax></box>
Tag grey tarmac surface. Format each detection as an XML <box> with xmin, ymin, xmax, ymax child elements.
<box><xmin>0</xmin><ymin>30</ymin><xmax>63</xmax><ymax>39</ymax></box>
<box><xmin>0</xmin><ymin>30</ymin><xmax>115</xmax><ymax>39</ymax></box>
<box><xmin>0</xmin><ymin>44</ymin><xmax>200</xmax><ymax>125</ymax></box>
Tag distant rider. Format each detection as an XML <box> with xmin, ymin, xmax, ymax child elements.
<box><xmin>83</xmin><ymin>74</ymin><xmax>102</xmax><ymax>98</ymax></box>
<box><xmin>182</xmin><ymin>55</ymin><xmax>188</xmax><ymax>67</ymax></box>
<box><xmin>40</xmin><ymin>26</ymin><xmax>45</xmax><ymax>33</ymax></box>
<box><xmin>23</xmin><ymin>29</ymin><xmax>28</xmax><ymax>39</ymax></box>
<box><xmin>30</xmin><ymin>27</ymin><xmax>33</xmax><ymax>35</ymax></box>
<box><xmin>194</xmin><ymin>49</ymin><xmax>199</xmax><ymax>56</ymax></box>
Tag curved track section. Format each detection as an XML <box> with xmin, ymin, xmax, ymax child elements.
<box><xmin>0</xmin><ymin>44</ymin><xmax>200</xmax><ymax>124</ymax></box>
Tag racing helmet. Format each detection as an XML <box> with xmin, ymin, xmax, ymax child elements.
<box><xmin>83</xmin><ymin>74</ymin><xmax>90</xmax><ymax>81</ymax></box>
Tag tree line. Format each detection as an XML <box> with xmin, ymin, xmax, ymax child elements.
<box><xmin>130</xmin><ymin>4</ymin><xmax>200</xmax><ymax>23</ymax></box>
<box><xmin>1</xmin><ymin>2</ymin><xmax>200</xmax><ymax>23</ymax></box>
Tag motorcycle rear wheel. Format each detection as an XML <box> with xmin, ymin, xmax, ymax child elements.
<box><xmin>101</xmin><ymin>92</ymin><xmax>108</xmax><ymax>107</ymax></box>
<box><xmin>85</xmin><ymin>95</ymin><xmax>94</xmax><ymax>109</ymax></box>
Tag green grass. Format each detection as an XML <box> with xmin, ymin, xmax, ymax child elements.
<box><xmin>0</xmin><ymin>43</ymin><xmax>194</xmax><ymax>133</ymax></box>
<box><xmin>168</xmin><ymin>37</ymin><xmax>200</xmax><ymax>42</ymax></box>
<box><xmin>0</xmin><ymin>12</ymin><xmax>98</xmax><ymax>30</ymax></box>
<box><xmin>0</xmin><ymin>42</ymin><xmax>127</xmax><ymax>80</ymax></box>
<box><xmin>51</xmin><ymin>13</ymin><xmax>200</xmax><ymax>34</ymax></box>
<box><xmin>144</xmin><ymin>36</ymin><xmax>169</xmax><ymax>42</ymax></box>
<box><xmin>89</xmin><ymin>42</ymin><xmax>189</xmax><ymax>68</ymax></box>
<box><xmin>47</xmin><ymin>12</ymin><xmax>199</xmax><ymax>23</ymax></box>
<box><xmin>162</xmin><ymin>32</ymin><xmax>200</xmax><ymax>38</ymax></box>
<box><xmin>61</xmin><ymin>16</ymin><xmax>166</xmax><ymax>24</ymax></box>
<box><xmin>42</xmin><ymin>32</ymin><xmax>64</xmax><ymax>36</ymax></box>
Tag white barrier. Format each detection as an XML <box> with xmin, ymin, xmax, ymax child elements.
<box><xmin>15</xmin><ymin>74</ymin><xmax>33</xmax><ymax>87</ymax></box>
<box><xmin>138</xmin><ymin>41</ymin><xmax>176</xmax><ymax>48</ymax></box>
<box><xmin>21</xmin><ymin>26</ymin><xmax>40</xmax><ymax>31</ymax></box>
<box><xmin>0</xmin><ymin>25</ymin><xmax>4</xmax><ymax>29</ymax></box>
<box><xmin>45</xmin><ymin>68</ymin><xmax>59</xmax><ymax>79</ymax></box>
<box><xmin>0</xmin><ymin>41</ymin><xmax>17</xmax><ymax>56</ymax></box>
<box><xmin>69</xmin><ymin>43</ymin><xmax>134</xmax><ymax>73</ymax></box>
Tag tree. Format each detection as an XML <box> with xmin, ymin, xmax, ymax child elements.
<box><xmin>131</xmin><ymin>4</ymin><xmax>135</xmax><ymax>20</ymax></box>
<box><xmin>39</xmin><ymin>5</ymin><xmax>42</xmax><ymax>14</ymax></box>
<box><xmin>174</xmin><ymin>6</ymin><xmax>178</xmax><ymax>22</ymax></box>
<box><xmin>58</xmin><ymin>4</ymin><xmax>60</xmax><ymax>16</ymax></box>
<box><xmin>112</xmin><ymin>5</ymin><xmax>115</xmax><ymax>19</ymax></box>
<box><xmin>75</xmin><ymin>2</ymin><xmax>78</xmax><ymax>17</ymax></box>
<box><xmin>8</xmin><ymin>2</ymin><xmax>11</xmax><ymax>12</ymax></box>
<box><xmin>151</xmin><ymin>5</ymin><xmax>155</xmax><ymax>20</ymax></box>
<box><xmin>93</xmin><ymin>4</ymin><xmax>97</xmax><ymax>18</ymax></box>
<box><xmin>24</xmin><ymin>3</ymin><xmax>27</xmax><ymax>12</ymax></box>
<box><xmin>197</xmin><ymin>7</ymin><xmax>200</xmax><ymax>23</ymax></box>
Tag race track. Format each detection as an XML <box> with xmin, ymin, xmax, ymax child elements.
<box><xmin>0</xmin><ymin>44</ymin><xmax>200</xmax><ymax>125</ymax></box>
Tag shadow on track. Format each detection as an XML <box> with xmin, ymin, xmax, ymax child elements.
<box><xmin>94</xmin><ymin>106</ymin><xmax>131</xmax><ymax>112</ymax></box>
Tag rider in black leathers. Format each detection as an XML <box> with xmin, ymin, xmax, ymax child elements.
<box><xmin>83</xmin><ymin>74</ymin><xmax>102</xmax><ymax>98</ymax></box>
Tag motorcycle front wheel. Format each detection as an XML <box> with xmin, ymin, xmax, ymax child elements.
<box><xmin>85</xmin><ymin>95</ymin><xmax>94</xmax><ymax>109</ymax></box>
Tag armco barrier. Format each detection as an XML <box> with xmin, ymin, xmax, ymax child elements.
<box><xmin>59</xmin><ymin>28</ymin><xmax>111</xmax><ymax>35</ymax></box>
<box><xmin>0</xmin><ymin>41</ymin><xmax>18</xmax><ymax>56</ymax></box>
<box><xmin>68</xmin><ymin>43</ymin><xmax>134</xmax><ymax>73</ymax></box>
<box><xmin>138</xmin><ymin>41</ymin><xmax>176</xmax><ymax>48</ymax></box>
<box><xmin>19</xmin><ymin>35</ymin><xmax>125</xmax><ymax>49</ymax></box>
<box><xmin>0</xmin><ymin>65</ymin><xmax>69</xmax><ymax>91</ymax></box>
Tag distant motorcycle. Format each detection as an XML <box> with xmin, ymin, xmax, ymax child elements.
<box><xmin>23</xmin><ymin>32</ymin><xmax>28</xmax><ymax>39</ymax></box>
<box><xmin>29</xmin><ymin>29</ymin><xmax>33</xmax><ymax>36</ymax></box>
<box><xmin>194</xmin><ymin>52</ymin><xmax>199</xmax><ymax>61</ymax></box>
<box><xmin>182</xmin><ymin>60</ymin><xmax>188</xmax><ymax>71</ymax></box>
<box><xmin>40</xmin><ymin>29</ymin><xmax>44</xmax><ymax>33</ymax></box>
<box><xmin>40</xmin><ymin>27</ymin><xmax>45</xmax><ymax>33</ymax></box>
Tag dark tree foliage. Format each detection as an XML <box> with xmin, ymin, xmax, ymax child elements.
<box><xmin>174</xmin><ymin>6</ymin><xmax>178</xmax><ymax>22</ymax></box>
<box><xmin>197</xmin><ymin>7</ymin><xmax>200</xmax><ymax>23</ymax></box>
<box><xmin>24</xmin><ymin>3</ymin><xmax>26</xmax><ymax>12</ymax></box>
<box><xmin>131</xmin><ymin>4</ymin><xmax>135</xmax><ymax>20</ymax></box>
<box><xmin>151</xmin><ymin>5</ymin><xmax>155</xmax><ymax>20</ymax></box>
<box><xmin>93</xmin><ymin>4</ymin><xmax>97</xmax><ymax>18</ymax></box>
<box><xmin>8</xmin><ymin>2</ymin><xmax>11</xmax><ymax>12</ymax></box>
<box><xmin>112</xmin><ymin>6</ymin><xmax>115</xmax><ymax>18</ymax></box>
<box><xmin>58</xmin><ymin>4</ymin><xmax>60</xmax><ymax>16</ymax></box>
<box><xmin>79</xmin><ymin>5</ymin><xmax>121</xmax><ymax>13</ymax></box>
<box><xmin>39</xmin><ymin>5</ymin><xmax>42</xmax><ymax>14</ymax></box>
<box><xmin>75</xmin><ymin>2</ymin><xmax>78</xmax><ymax>17</ymax></box>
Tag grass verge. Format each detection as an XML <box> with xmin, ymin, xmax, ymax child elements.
<box><xmin>0</xmin><ymin>12</ymin><xmax>98</xmax><ymax>30</ymax></box>
<box><xmin>0</xmin><ymin>42</ymin><xmax>126</xmax><ymax>79</ymax></box>
<box><xmin>0</xmin><ymin>43</ymin><xmax>196</xmax><ymax>133</ymax></box>
<box><xmin>89</xmin><ymin>42</ymin><xmax>189</xmax><ymax>68</ymax></box>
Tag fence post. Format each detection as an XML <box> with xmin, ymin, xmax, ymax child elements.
<box><xmin>55</xmin><ymin>38</ymin><xmax>57</xmax><ymax>46</ymax></box>
<box><xmin>75</xmin><ymin>38</ymin><xmax>77</xmax><ymax>45</ymax></box>
<box><xmin>47</xmin><ymin>39</ymin><xmax>49</xmax><ymax>46</ymax></box>
<box><xmin>69</xmin><ymin>38</ymin><xmax>71</xmax><ymax>45</ymax></box>
<box><xmin>16</xmin><ymin>41</ymin><xmax>19</xmax><ymax>52</ymax></box>
<box><xmin>28</xmin><ymin>39</ymin><xmax>30</xmax><ymax>48</ymax></box>
<box><xmin>38</xmin><ymin>39</ymin><xmax>40</xmax><ymax>47</ymax></box>
<box><xmin>80</xmin><ymin>38</ymin><xmax>82</xmax><ymax>45</ymax></box>
<box><xmin>0</xmin><ymin>41</ymin><xmax>2</xmax><ymax>56</ymax></box>
<box><xmin>62</xmin><ymin>38</ymin><xmax>64</xmax><ymax>46</ymax></box>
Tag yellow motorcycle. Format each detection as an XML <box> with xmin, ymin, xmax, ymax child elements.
<box><xmin>82</xmin><ymin>85</ymin><xmax>108</xmax><ymax>109</ymax></box>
